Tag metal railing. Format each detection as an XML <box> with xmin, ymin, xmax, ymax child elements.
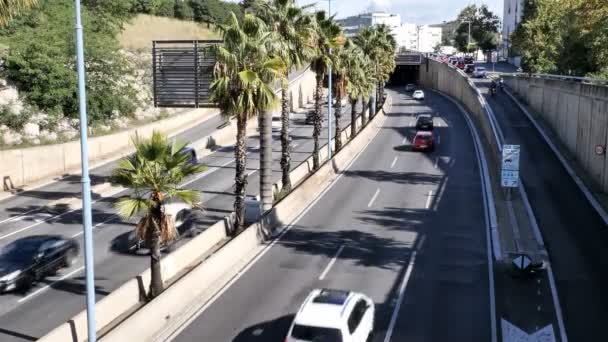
<box><xmin>517</xmin><ymin>73</ymin><xmax>608</xmax><ymax>86</ymax></box>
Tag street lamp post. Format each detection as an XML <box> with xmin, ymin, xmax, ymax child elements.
<box><xmin>327</xmin><ymin>0</ymin><xmax>332</xmax><ymax>160</ymax></box>
<box><xmin>74</xmin><ymin>1</ymin><xmax>96</xmax><ymax>341</ymax></box>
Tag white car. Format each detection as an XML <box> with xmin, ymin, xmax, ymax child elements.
<box><xmin>286</xmin><ymin>288</ymin><xmax>375</xmax><ymax>342</ymax></box>
<box><xmin>473</xmin><ymin>67</ymin><xmax>487</xmax><ymax>78</ymax></box>
<box><xmin>413</xmin><ymin>90</ymin><xmax>425</xmax><ymax>100</ymax></box>
<box><xmin>272</xmin><ymin>116</ymin><xmax>282</xmax><ymax>132</ymax></box>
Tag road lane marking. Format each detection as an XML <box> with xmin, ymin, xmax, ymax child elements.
<box><xmin>402</xmin><ymin>137</ymin><xmax>407</xmax><ymax>145</ymax></box>
<box><xmin>390</xmin><ymin>156</ymin><xmax>398</xmax><ymax>169</ymax></box>
<box><xmin>71</xmin><ymin>215</ymin><xmax>119</xmax><ymax>238</ymax></box>
<box><xmin>247</xmin><ymin>170</ymin><xmax>257</xmax><ymax>177</ymax></box>
<box><xmin>18</xmin><ymin>266</ymin><xmax>85</xmax><ymax>303</ymax></box>
<box><xmin>434</xmin><ymin>157</ymin><xmax>438</xmax><ymax>168</ymax></box>
<box><xmin>160</xmin><ymin>95</ymin><xmax>390</xmax><ymax>341</ymax></box>
<box><xmin>425</xmin><ymin>190</ymin><xmax>434</xmax><ymax>209</ymax></box>
<box><xmin>547</xmin><ymin>264</ymin><xmax>568</xmax><ymax>341</ymax></box>
<box><xmin>437</xmin><ymin>135</ymin><xmax>441</xmax><ymax>145</ymax></box>
<box><xmin>319</xmin><ymin>245</ymin><xmax>345</xmax><ymax>280</ymax></box>
<box><xmin>383</xmin><ymin>237</ymin><xmax>423</xmax><ymax>342</ymax></box>
<box><xmin>0</xmin><ymin>208</ymin><xmax>42</xmax><ymax>225</ymax></box>
<box><xmin>367</xmin><ymin>189</ymin><xmax>381</xmax><ymax>208</ymax></box>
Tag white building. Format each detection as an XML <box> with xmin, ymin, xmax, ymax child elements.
<box><xmin>337</xmin><ymin>12</ymin><xmax>442</xmax><ymax>53</ymax></box>
<box><xmin>417</xmin><ymin>25</ymin><xmax>442</xmax><ymax>53</ymax></box>
<box><xmin>502</xmin><ymin>0</ymin><xmax>524</xmax><ymax>65</ymax></box>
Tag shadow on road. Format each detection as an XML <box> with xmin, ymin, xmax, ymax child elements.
<box><xmin>232</xmin><ymin>314</ymin><xmax>295</xmax><ymax>342</ymax></box>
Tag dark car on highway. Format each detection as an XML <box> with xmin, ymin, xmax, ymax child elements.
<box><xmin>415</xmin><ymin>114</ymin><xmax>434</xmax><ymax>131</ymax></box>
<box><xmin>0</xmin><ymin>235</ymin><xmax>79</xmax><ymax>293</ymax></box>
<box><xmin>405</xmin><ymin>83</ymin><xmax>416</xmax><ymax>92</ymax></box>
<box><xmin>464</xmin><ymin>64</ymin><xmax>475</xmax><ymax>74</ymax></box>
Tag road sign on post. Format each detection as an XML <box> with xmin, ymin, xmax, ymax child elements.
<box><xmin>501</xmin><ymin>145</ymin><xmax>520</xmax><ymax>188</ymax></box>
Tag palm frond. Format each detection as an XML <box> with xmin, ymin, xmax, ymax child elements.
<box><xmin>115</xmin><ymin>196</ymin><xmax>150</xmax><ymax>219</ymax></box>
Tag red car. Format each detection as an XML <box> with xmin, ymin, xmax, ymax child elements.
<box><xmin>412</xmin><ymin>131</ymin><xmax>435</xmax><ymax>152</ymax></box>
<box><xmin>457</xmin><ymin>61</ymin><xmax>465</xmax><ymax>69</ymax></box>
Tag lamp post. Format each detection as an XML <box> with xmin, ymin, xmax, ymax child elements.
<box><xmin>327</xmin><ymin>0</ymin><xmax>332</xmax><ymax>160</ymax></box>
<box><xmin>74</xmin><ymin>1</ymin><xmax>96</xmax><ymax>341</ymax></box>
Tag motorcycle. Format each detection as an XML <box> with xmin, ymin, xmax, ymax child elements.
<box><xmin>490</xmin><ymin>85</ymin><xmax>497</xmax><ymax>96</ymax></box>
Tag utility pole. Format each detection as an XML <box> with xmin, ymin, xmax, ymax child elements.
<box><xmin>74</xmin><ymin>1</ymin><xmax>96</xmax><ymax>341</ymax></box>
<box><xmin>462</xmin><ymin>20</ymin><xmax>472</xmax><ymax>55</ymax></box>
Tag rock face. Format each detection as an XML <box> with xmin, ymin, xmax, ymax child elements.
<box><xmin>22</xmin><ymin>122</ymin><xmax>40</xmax><ymax>138</ymax></box>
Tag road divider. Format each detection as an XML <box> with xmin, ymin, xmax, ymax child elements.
<box><xmin>38</xmin><ymin>96</ymin><xmax>389</xmax><ymax>342</ymax></box>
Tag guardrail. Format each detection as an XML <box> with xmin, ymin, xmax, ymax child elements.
<box><xmin>515</xmin><ymin>73</ymin><xmax>608</xmax><ymax>86</ymax></box>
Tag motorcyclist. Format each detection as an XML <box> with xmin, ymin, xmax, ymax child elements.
<box><xmin>499</xmin><ymin>78</ymin><xmax>504</xmax><ymax>89</ymax></box>
<box><xmin>490</xmin><ymin>80</ymin><xmax>497</xmax><ymax>94</ymax></box>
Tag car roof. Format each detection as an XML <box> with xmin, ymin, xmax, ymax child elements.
<box><xmin>414</xmin><ymin>90</ymin><xmax>423</xmax><ymax>93</ymax></box>
<box><xmin>417</xmin><ymin>114</ymin><xmax>432</xmax><ymax>119</ymax></box>
<box><xmin>164</xmin><ymin>202</ymin><xmax>191</xmax><ymax>216</ymax></box>
<box><xmin>294</xmin><ymin>289</ymin><xmax>360</xmax><ymax>329</ymax></box>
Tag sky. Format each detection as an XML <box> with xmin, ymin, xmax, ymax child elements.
<box><xmin>295</xmin><ymin>0</ymin><xmax>504</xmax><ymax>25</ymax></box>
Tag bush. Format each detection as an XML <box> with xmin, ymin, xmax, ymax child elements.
<box><xmin>0</xmin><ymin>105</ymin><xmax>30</xmax><ymax>131</ymax></box>
<box><xmin>1</xmin><ymin>0</ymin><xmax>138</xmax><ymax>125</ymax></box>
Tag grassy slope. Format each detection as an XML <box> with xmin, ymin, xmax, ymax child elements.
<box><xmin>118</xmin><ymin>14</ymin><xmax>219</xmax><ymax>51</ymax></box>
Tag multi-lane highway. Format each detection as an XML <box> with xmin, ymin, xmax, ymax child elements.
<box><xmin>170</xmin><ymin>88</ymin><xmax>495</xmax><ymax>342</ymax></box>
<box><xmin>0</xmin><ymin>98</ymin><xmax>355</xmax><ymax>341</ymax></box>
<box><xmin>472</xmin><ymin>75</ymin><xmax>608</xmax><ymax>341</ymax></box>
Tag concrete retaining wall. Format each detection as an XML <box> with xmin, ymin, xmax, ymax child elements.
<box><xmin>503</xmin><ymin>76</ymin><xmax>608</xmax><ymax>192</ymax></box>
<box><xmin>1</xmin><ymin>68</ymin><xmax>317</xmax><ymax>195</ymax></box>
<box><xmin>0</xmin><ymin>108</ymin><xmax>218</xmax><ymax>192</ymax></box>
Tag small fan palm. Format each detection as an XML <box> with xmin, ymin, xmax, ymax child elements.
<box><xmin>111</xmin><ymin>130</ymin><xmax>206</xmax><ymax>298</ymax></box>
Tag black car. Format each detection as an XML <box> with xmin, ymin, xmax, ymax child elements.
<box><xmin>305</xmin><ymin>111</ymin><xmax>324</xmax><ymax>125</ymax></box>
<box><xmin>181</xmin><ymin>147</ymin><xmax>198</xmax><ymax>165</ymax></box>
<box><xmin>0</xmin><ymin>235</ymin><xmax>79</xmax><ymax>293</ymax></box>
<box><xmin>464</xmin><ymin>64</ymin><xmax>475</xmax><ymax>74</ymax></box>
<box><xmin>415</xmin><ymin>114</ymin><xmax>434</xmax><ymax>131</ymax></box>
<box><xmin>405</xmin><ymin>84</ymin><xmax>416</xmax><ymax>92</ymax></box>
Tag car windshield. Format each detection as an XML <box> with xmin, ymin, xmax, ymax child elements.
<box><xmin>0</xmin><ymin>239</ymin><xmax>41</xmax><ymax>262</ymax></box>
<box><xmin>477</xmin><ymin>68</ymin><xmax>485</xmax><ymax>71</ymax></box>
<box><xmin>291</xmin><ymin>324</ymin><xmax>343</xmax><ymax>342</ymax></box>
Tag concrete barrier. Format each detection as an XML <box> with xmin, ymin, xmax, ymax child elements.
<box><xmin>38</xmin><ymin>220</ymin><xmax>227</xmax><ymax>342</ymax></box>
<box><xmin>97</xmin><ymin>97</ymin><xmax>388</xmax><ymax>342</ymax></box>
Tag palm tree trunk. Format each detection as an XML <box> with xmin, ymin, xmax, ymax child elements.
<box><xmin>280</xmin><ymin>84</ymin><xmax>292</xmax><ymax>192</ymax></box>
<box><xmin>361</xmin><ymin>96</ymin><xmax>368</xmax><ymax>127</ymax></box>
<box><xmin>234</xmin><ymin>114</ymin><xmax>248</xmax><ymax>233</ymax></box>
<box><xmin>350</xmin><ymin>98</ymin><xmax>358</xmax><ymax>138</ymax></box>
<box><xmin>312</xmin><ymin>72</ymin><xmax>323</xmax><ymax>170</ymax></box>
<box><xmin>148</xmin><ymin>202</ymin><xmax>163</xmax><ymax>298</ymax></box>
<box><xmin>334</xmin><ymin>91</ymin><xmax>342</xmax><ymax>152</ymax></box>
<box><xmin>369</xmin><ymin>97</ymin><xmax>375</xmax><ymax>119</ymax></box>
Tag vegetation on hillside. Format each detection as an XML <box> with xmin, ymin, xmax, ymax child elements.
<box><xmin>511</xmin><ymin>0</ymin><xmax>608</xmax><ymax>77</ymax></box>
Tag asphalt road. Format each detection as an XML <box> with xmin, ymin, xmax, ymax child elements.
<box><xmin>171</xmin><ymin>88</ymin><xmax>494</xmax><ymax>342</ymax></box>
<box><xmin>473</xmin><ymin>77</ymin><xmax>608</xmax><ymax>341</ymax></box>
<box><xmin>0</xmin><ymin>69</ymin><xmax>309</xmax><ymax>226</ymax></box>
<box><xmin>0</xmin><ymin>99</ymin><xmax>355</xmax><ymax>341</ymax></box>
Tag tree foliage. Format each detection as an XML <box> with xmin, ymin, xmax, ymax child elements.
<box><xmin>0</xmin><ymin>0</ymin><xmax>137</xmax><ymax>124</ymax></box>
<box><xmin>511</xmin><ymin>0</ymin><xmax>608</xmax><ymax>76</ymax></box>
<box><xmin>453</xmin><ymin>4</ymin><xmax>500</xmax><ymax>53</ymax></box>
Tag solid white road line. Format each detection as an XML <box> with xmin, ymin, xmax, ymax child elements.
<box><xmin>367</xmin><ymin>189</ymin><xmax>381</xmax><ymax>208</ymax></box>
<box><xmin>383</xmin><ymin>237</ymin><xmax>423</xmax><ymax>342</ymax></box>
<box><xmin>437</xmin><ymin>135</ymin><xmax>441</xmax><ymax>145</ymax></box>
<box><xmin>390</xmin><ymin>156</ymin><xmax>398</xmax><ymax>169</ymax></box>
<box><xmin>434</xmin><ymin>157</ymin><xmax>439</xmax><ymax>169</ymax></box>
<box><xmin>19</xmin><ymin>266</ymin><xmax>85</xmax><ymax>303</ymax></box>
<box><xmin>547</xmin><ymin>264</ymin><xmax>569</xmax><ymax>342</ymax></box>
<box><xmin>425</xmin><ymin>190</ymin><xmax>434</xmax><ymax>209</ymax></box>
<box><xmin>71</xmin><ymin>215</ymin><xmax>118</xmax><ymax>238</ymax></box>
<box><xmin>319</xmin><ymin>245</ymin><xmax>345</xmax><ymax>280</ymax></box>
<box><xmin>0</xmin><ymin>208</ymin><xmax>42</xmax><ymax>225</ymax></box>
<box><xmin>402</xmin><ymin>137</ymin><xmax>407</xmax><ymax>145</ymax></box>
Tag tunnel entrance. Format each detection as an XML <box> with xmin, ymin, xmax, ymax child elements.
<box><xmin>388</xmin><ymin>65</ymin><xmax>420</xmax><ymax>86</ymax></box>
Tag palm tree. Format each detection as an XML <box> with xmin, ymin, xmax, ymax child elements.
<box><xmin>253</xmin><ymin>0</ymin><xmax>315</xmax><ymax>193</ymax></box>
<box><xmin>373</xmin><ymin>24</ymin><xmax>397</xmax><ymax>110</ymax></box>
<box><xmin>331</xmin><ymin>39</ymin><xmax>356</xmax><ymax>151</ymax></box>
<box><xmin>310</xmin><ymin>10</ymin><xmax>344</xmax><ymax>170</ymax></box>
<box><xmin>0</xmin><ymin>0</ymin><xmax>37</xmax><ymax>27</ymax></box>
<box><xmin>211</xmin><ymin>13</ymin><xmax>284</xmax><ymax>232</ymax></box>
<box><xmin>345</xmin><ymin>44</ymin><xmax>372</xmax><ymax>137</ymax></box>
<box><xmin>111</xmin><ymin>131</ymin><xmax>206</xmax><ymax>298</ymax></box>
